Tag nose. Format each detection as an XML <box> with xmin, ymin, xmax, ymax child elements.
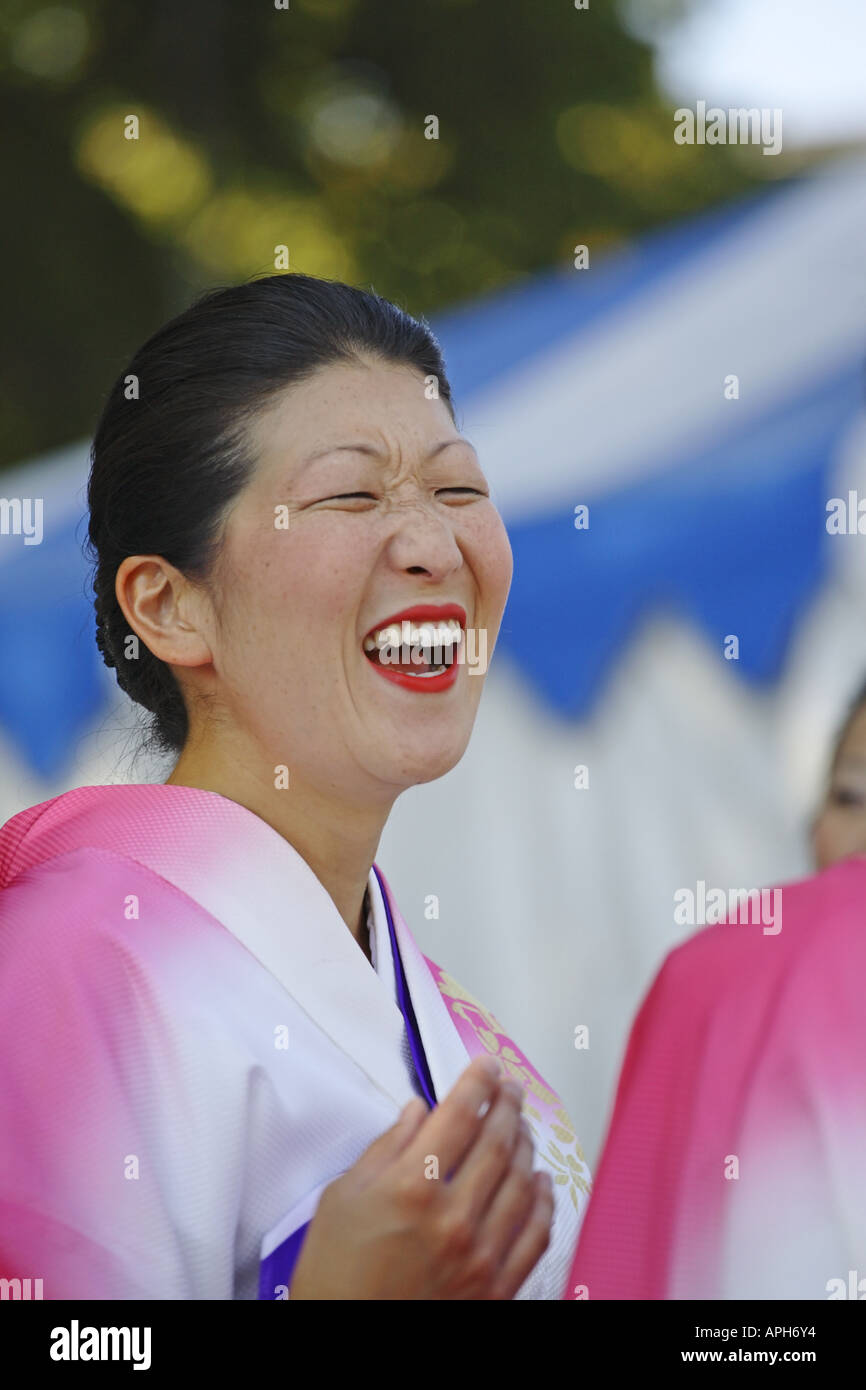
<box><xmin>383</xmin><ymin>500</ymin><xmax>464</xmax><ymax>581</ymax></box>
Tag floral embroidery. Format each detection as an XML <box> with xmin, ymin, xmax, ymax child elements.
<box><xmin>429</xmin><ymin>963</ymin><xmax>592</xmax><ymax>1214</ymax></box>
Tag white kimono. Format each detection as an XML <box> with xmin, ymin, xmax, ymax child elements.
<box><xmin>0</xmin><ymin>783</ymin><xmax>590</xmax><ymax>1299</ymax></box>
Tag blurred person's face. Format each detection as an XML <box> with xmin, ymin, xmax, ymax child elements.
<box><xmin>811</xmin><ymin>705</ymin><xmax>866</xmax><ymax>870</ymax></box>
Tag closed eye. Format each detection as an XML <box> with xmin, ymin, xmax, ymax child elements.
<box><xmin>321</xmin><ymin>493</ymin><xmax>377</xmax><ymax>501</ymax></box>
<box><xmin>320</xmin><ymin>488</ymin><xmax>487</xmax><ymax>502</ymax></box>
<box><xmin>830</xmin><ymin>787</ymin><xmax>866</xmax><ymax>807</ymax></box>
<box><xmin>437</xmin><ymin>488</ymin><xmax>488</xmax><ymax>497</ymax></box>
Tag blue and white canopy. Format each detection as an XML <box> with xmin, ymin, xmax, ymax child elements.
<box><xmin>2</xmin><ymin>155</ymin><xmax>866</xmax><ymax>778</ymax></box>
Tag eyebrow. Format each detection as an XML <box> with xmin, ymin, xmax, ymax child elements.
<box><xmin>300</xmin><ymin>438</ymin><xmax>477</xmax><ymax>468</ymax></box>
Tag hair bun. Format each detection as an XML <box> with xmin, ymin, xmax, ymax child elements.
<box><xmin>94</xmin><ymin>610</ymin><xmax>117</xmax><ymax>670</ymax></box>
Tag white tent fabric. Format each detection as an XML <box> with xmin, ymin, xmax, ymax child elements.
<box><xmin>469</xmin><ymin>155</ymin><xmax>866</xmax><ymax>519</ymax></box>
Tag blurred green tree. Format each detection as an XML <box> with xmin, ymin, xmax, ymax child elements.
<box><xmin>0</xmin><ymin>0</ymin><xmax>765</xmax><ymax>469</ymax></box>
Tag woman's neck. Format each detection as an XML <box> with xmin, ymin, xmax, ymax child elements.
<box><xmin>166</xmin><ymin>743</ymin><xmax>391</xmax><ymax>955</ymax></box>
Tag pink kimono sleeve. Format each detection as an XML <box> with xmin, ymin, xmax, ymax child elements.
<box><xmin>567</xmin><ymin>858</ymin><xmax>866</xmax><ymax>1300</ymax></box>
<box><xmin>0</xmin><ymin>848</ymin><xmax>215</xmax><ymax>1299</ymax></box>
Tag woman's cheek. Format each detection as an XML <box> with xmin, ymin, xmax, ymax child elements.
<box><xmin>480</xmin><ymin>517</ymin><xmax>514</xmax><ymax>631</ymax></box>
<box><xmin>484</xmin><ymin>510</ymin><xmax>514</xmax><ymax>596</ymax></box>
<box><xmin>815</xmin><ymin>808</ymin><xmax>866</xmax><ymax>869</ymax></box>
<box><xmin>812</xmin><ymin>809</ymin><xmax>838</xmax><ymax>870</ymax></box>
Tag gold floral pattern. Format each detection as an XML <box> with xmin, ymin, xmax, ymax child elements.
<box><xmin>430</xmin><ymin>964</ymin><xmax>592</xmax><ymax>1215</ymax></box>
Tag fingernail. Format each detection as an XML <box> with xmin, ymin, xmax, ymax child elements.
<box><xmin>479</xmin><ymin>1056</ymin><xmax>501</xmax><ymax>1079</ymax></box>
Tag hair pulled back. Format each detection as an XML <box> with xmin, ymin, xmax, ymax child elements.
<box><xmin>85</xmin><ymin>272</ymin><xmax>454</xmax><ymax>757</ymax></box>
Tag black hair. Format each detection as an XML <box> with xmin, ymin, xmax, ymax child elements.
<box><xmin>85</xmin><ymin>272</ymin><xmax>455</xmax><ymax>759</ymax></box>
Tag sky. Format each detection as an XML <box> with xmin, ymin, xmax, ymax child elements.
<box><xmin>653</xmin><ymin>0</ymin><xmax>866</xmax><ymax>149</ymax></box>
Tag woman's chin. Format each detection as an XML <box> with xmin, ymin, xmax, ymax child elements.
<box><xmin>380</xmin><ymin>734</ymin><xmax>472</xmax><ymax>789</ymax></box>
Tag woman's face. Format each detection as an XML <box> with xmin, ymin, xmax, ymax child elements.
<box><xmin>204</xmin><ymin>355</ymin><xmax>513</xmax><ymax>802</ymax></box>
<box><xmin>812</xmin><ymin>704</ymin><xmax>866</xmax><ymax>870</ymax></box>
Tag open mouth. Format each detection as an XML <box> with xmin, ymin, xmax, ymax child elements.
<box><xmin>362</xmin><ymin>618</ymin><xmax>463</xmax><ymax>678</ymax></box>
<box><xmin>361</xmin><ymin>605</ymin><xmax>467</xmax><ymax>692</ymax></box>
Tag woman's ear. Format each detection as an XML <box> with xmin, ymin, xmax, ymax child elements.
<box><xmin>115</xmin><ymin>555</ymin><xmax>214</xmax><ymax>669</ymax></box>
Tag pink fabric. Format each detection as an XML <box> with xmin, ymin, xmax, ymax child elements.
<box><xmin>565</xmin><ymin>858</ymin><xmax>866</xmax><ymax>1300</ymax></box>
<box><xmin>0</xmin><ymin>784</ymin><xmax>591</xmax><ymax>1298</ymax></box>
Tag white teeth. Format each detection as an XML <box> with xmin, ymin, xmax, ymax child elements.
<box><xmin>362</xmin><ymin>615</ymin><xmax>465</xmax><ymax>680</ymax></box>
<box><xmin>364</xmin><ymin>617</ymin><xmax>464</xmax><ymax>649</ymax></box>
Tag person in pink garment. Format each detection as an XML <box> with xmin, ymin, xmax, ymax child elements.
<box><xmin>0</xmin><ymin>273</ymin><xmax>586</xmax><ymax>1302</ymax></box>
<box><xmin>566</xmin><ymin>685</ymin><xmax>866</xmax><ymax>1301</ymax></box>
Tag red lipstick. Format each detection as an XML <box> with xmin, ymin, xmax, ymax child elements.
<box><xmin>362</xmin><ymin>603</ymin><xmax>466</xmax><ymax>693</ymax></box>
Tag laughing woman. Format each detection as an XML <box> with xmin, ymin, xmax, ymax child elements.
<box><xmin>0</xmin><ymin>274</ymin><xmax>590</xmax><ymax>1300</ymax></box>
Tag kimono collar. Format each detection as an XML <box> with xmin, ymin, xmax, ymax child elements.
<box><xmin>0</xmin><ymin>782</ymin><xmax>432</xmax><ymax>1110</ymax></box>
